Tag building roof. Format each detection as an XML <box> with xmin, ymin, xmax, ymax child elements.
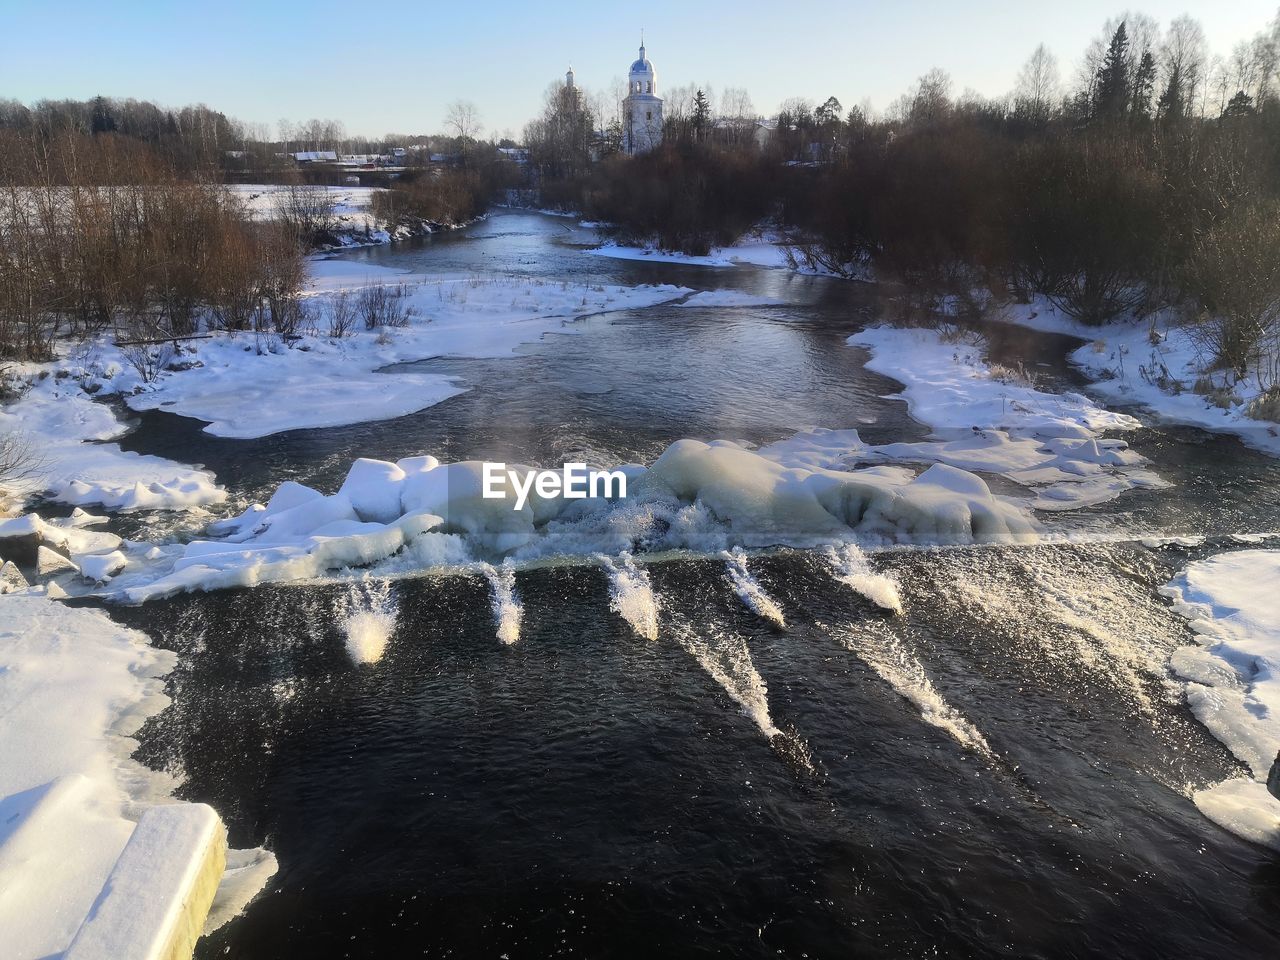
<box><xmin>629</xmin><ymin>43</ymin><xmax>653</xmax><ymax>75</ymax></box>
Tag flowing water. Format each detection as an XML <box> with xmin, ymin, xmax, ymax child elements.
<box><xmin>98</xmin><ymin>213</ymin><xmax>1280</xmax><ymax>957</ymax></box>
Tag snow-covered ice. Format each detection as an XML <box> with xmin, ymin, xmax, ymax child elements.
<box><xmin>0</xmin><ymin>598</ymin><xmax>194</xmax><ymax>954</ymax></box>
<box><xmin>676</xmin><ymin>289</ymin><xmax>786</xmax><ymax>308</ymax></box>
<box><xmin>0</xmin><ymin>378</ymin><xmax>224</xmax><ymax>512</ymax></box>
<box><xmin>115</xmin><ymin>274</ymin><xmax>690</xmax><ymax>439</ymax></box>
<box><xmin>847</xmin><ymin>326</ymin><xmax>1164</xmax><ymax>510</ymax></box>
<box><xmin>109</xmin><ymin>430</ymin><xmax>1040</xmax><ymax>602</ymax></box>
<box><xmin>1161</xmin><ymin>549</ymin><xmax>1280</xmax><ymax>851</ymax></box>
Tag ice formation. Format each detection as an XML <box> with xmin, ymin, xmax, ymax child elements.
<box><xmin>1162</xmin><ymin>549</ymin><xmax>1280</xmax><ymax>851</ymax></box>
<box><xmin>847</xmin><ymin>326</ymin><xmax>1165</xmax><ymax>509</ymax></box>
<box><xmin>113</xmin><ymin>435</ymin><xmax>1039</xmax><ymax>602</ymax></box>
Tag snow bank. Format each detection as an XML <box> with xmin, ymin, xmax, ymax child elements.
<box><xmin>0</xmin><ymin>379</ymin><xmax>224</xmax><ymax>512</ymax></box>
<box><xmin>113</xmin><ymin>275</ymin><xmax>689</xmax><ymax>439</ymax></box>
<box><xmin>0</xmin><ymin>595</ymin><xmax>174</xmax><ymax>957</ymax></box>
<box><xmin>64</xmin><ymin>803</ymin><xmax>226</xmax><ymax>960</ymax></box>
<box><xmin>847</xmin><ymin>326</ymin><xmax>1163</xmax><ymax>510</ymax></box>
<box><xmin>1162</xmin><ymin>550</ymin><xmax>1280</xmax><ymax>778</ymax></box>
<box><xmin>586</xmin><ymin>230</ymin><xmax>795</xmax><ymax>270</ymax></box>
<box><xmin>227</xmin><ymin>183</ymin><xmax>380</xmax><ymax>224</ymax></box>
<box><xmin>116</xmin><ymin>435</ymin><xmax>1038</xmax><ymax>602</ymax></box>
<box><xmin>1161</xmin><ymin>549</ymin><xmax>1280</xmax><ymax>851</ymax></box>
<box><xmin>1071</xmin><ymin>320</ymin><xmax>1280</xmax><ymax>457</ymax></box>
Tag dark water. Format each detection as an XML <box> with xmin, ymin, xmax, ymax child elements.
<box><xmin>102</xmin><ymin>212</ymin><xmax>1280</xmax><ymax>958</ymax></box>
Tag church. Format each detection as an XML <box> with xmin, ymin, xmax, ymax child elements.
<box><xmin>622</xmin><ymin>39</ymin><xmax>663</xmax><ymax>155</ymax></box>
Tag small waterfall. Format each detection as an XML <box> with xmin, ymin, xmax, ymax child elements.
<box><xmin>597</xmin><ymin>552</ymin><xmax>660</xmax><ymax>640</ymax></box>
<box><xmin>673</xmin><ymin>619</ymin><xmax>816</xmax><ymax>776</ymax></box>
<box><xmin>824</xmin><ymin>543</ymin><xmax>903</xmax><ymax>614</ymax></box>
<box><xmin>480</xmin><ymin>560</ymin><xmax>523</xmax><ymax>645</ymax></box>
<box><xmin>831</xmin><ymin>622</ymin><xmax>993</xmax><ymax>757</ymax></box>
<box><xmin>674</xmin><ymin>621</ymin><xmax>781</xmax><ymax>739</ymax></box>
<box><xmin>722</xmin><ymin>548</ymin><xmax>785</xmax><ymax>628</ymax></box>
<box><xmin>338</xmin><ymin>577</ymin><xmax>398</xmax><ymax>665</ymax></box>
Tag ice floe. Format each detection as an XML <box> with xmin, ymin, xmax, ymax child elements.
<box><xmin>1162</xmin><ymin>549</ymin><xmax>1280</xmax><ymax>850</ymax></box>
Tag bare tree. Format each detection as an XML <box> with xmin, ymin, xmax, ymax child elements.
<box><xmin>445</xmin><ymin>100</ymin><xmax>483</xmax><ymax>142</ymax></box>
<box><xmin>1014</xmin><ymin>44</ymin><xmax>1060</xmax><ymax>124</ymax></box>
<box><xmin>1159</xmin><ymin>15</ymin><xmax>1208</xmax><ymax>119</ymax></box>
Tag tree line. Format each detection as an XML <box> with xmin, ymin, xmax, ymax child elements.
<box><xmin>527</xmin><ymin>11</ymin><xmax>1280</xmax><ymax>396</ymax></box>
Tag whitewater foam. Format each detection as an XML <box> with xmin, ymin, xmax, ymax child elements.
<box><xmin>722</xmin><ymin>548</ymin><xmax>785</xmax><ymax>628</ymax></box>
<box><xmin>337</xmin><ymin>577</ymin><xmax>398</xmax><ymax>664</ymax></box>
<box><xmin>480</xmin><ymin>560</ymin><xmax>523</xmax><ymax>645</ymax></box>
<box><xmin>830</xmin><ymin>621</ymin><xmax>992</xmax><ymax>756</ymax></box>
<box><xmin>823</xmin><ymin>543</ymin><xmax>904</xmax><ymax>614</ymax></box>
<box><xmin>597</xmin><ymin>552</ymin><xmax>660</xmax><ymax>640</ymax></box>
<box><xmin>672</xmin><ymin>620</ymin><xmax>781</xmax><ymax>739</ymax></box>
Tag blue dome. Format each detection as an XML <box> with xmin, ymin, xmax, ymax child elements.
<box><xmin>630</xmin><ymin>57</ymin><xmax>652</xmax><ymax>74</ymax></box>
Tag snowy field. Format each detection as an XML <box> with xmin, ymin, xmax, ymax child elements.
<box><xmin>226</xmin><ymin>183</ymin><xmax>381</xmax><ymax>224</ymax></box>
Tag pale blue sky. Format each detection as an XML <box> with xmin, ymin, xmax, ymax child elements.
<box><xmin>1</xmin><ymin>1</ymin><xmax>1275</xmax><ymax>137</ymax></box>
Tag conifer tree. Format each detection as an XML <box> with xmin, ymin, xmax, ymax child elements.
<box><xmin>1094</xmin><ymin>22</ymin><xmax>1131</xmax><ymax>118</ymax></box>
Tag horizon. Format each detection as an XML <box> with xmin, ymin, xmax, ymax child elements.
<box><xmin>4</xmin><ymin>0</ymin><xmax>1278</xmax><ymax>137</ymax></box>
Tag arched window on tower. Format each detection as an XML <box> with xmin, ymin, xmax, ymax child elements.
<box><xmin>646</xmin><ymin>81</ymin><xmax>652</xmax><ymax>93</ymax></box>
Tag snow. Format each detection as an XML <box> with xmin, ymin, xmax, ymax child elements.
<box><xmin>0</xmin><ymin>378</ymin><xmax>225</xmax><ymax>512</ymax></box>
<box><xmin>847</xmin><ymin>326</ymin><xmax>1164</xmax><ymax>510</ymax></box>
<box><xmin>63</xmin><ymin>803</ymin><xmax>225</xmax><ymax>960</ymax></box>
<box><xmin>585</xmin><ymin>230</ymin><xmax>795</xmax><ymax>270</ymax></box>
<box><xmin>1161</xmin><ymin>550</ymin><xmax>1280</xmax><ymax>778</ymax></box>
<box><xmin>0</xmin><ymin>595</ymin><xmax>176</xmax><ymax>958</ymax></box>
<box><xmin>1</xmin><ymin>512</ymin><xmax>123</xmax><ymax>558</ymax></box>
<box><xmin>226</xmin><ymin>183</ymin><xmax>380</xmax><ymax>224</ymax></box>
<box><xmin>1161</xmin><ymin>549</ymin><xmax>1280</xmax><ymax>851</ymax></box>
<box><xmin>676</xmin><ymin>289</ymin><xmax>786</xmax><ymax>308</ymax></box>
<box><xmin>113</xmin><ymin>435</ymin><xmax>1039</xmax><ymax>602</ymax></box>
<box><xmin>1069</xmin><ymin>319</ymin><xmax>1280</xmax><ymax>458</ymax></box>
<box><xmin>116</xmin><ymin>274</ymin><xmax>690</xmax><ymax>439</ymax></box>
<box><xmin>0</xmin><ymin>591</ymin><xmax>277</xmax><ymax>958</ymax></box>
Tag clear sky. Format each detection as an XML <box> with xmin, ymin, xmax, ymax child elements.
<box><xmin>1</xmin><ymin>0</ymin><xmax>1275</xmax><ymax>137</ymax></box>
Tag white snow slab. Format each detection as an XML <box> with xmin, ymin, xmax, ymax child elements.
<box><xmin>64</xmin><ymin>804</ymin><xmax>226</xmax><ymax>960</ymax></box>
<box><xmin>1162</xmin><ymin>549</ymin><xmax>1280</xmax><ymax>852</ymax></box>
<box><xmin>1194</xmin><ymin>778</ymin><xmax>1280</xmax><ymax>853</ymax></box>
<box><xmin>0</xmin><ymin>380</ymin><xmax>224</xmax><ymax>512</ymax></box>
<box><xmin>1162</xmin><ymin>549</ymin><xmax>1280</xmax><ymax>778</ymax></box>
<box><xmin>845</xmin><ymin>327</ymin><xmax>1161</xmax><ymax>510</ymax></box>
<box><xmin>0</xmin><ymin>595</ymin><xmax>176</xmax><ymax>959</ymax></box>
<box><xmin>586</xmin><ymin>240</ymin><xmax>794</xmax><ymax>269</ymax></box>
<box><xmin>117</xmin><ymin>437</ymin><xmax>1040</xmax><ymax>601</ymax></box>
<box><xmin>118</xmin><ymin>275</ymin><xmax>690</xmax><ymax>439</ymax></box>
<box><xmin>677</xmin><ymin>289</ymin><xmax>785</xmax><ymax>308</ymax></box>
<box><xmin>850</xmin><ymin>326</ymin><xmax>1139</xmax><ymax>436</ymax></box>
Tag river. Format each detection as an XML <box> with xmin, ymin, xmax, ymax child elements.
<box><xmin>104</xmin><ymin>212</ymin><xmax>1280</xmax><ymax>958</ymax></box>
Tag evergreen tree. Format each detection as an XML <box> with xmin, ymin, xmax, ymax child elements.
<box><xmin>1157</xmin><ymin>65</ymin><xmax>1185</xmax><ymax>122</ymax></box>
<box><xmin>1224</xmin><ymin>90</ymin><xmax>1255</xmax><ymax>118</ymax></box>
<box><xmin>1131</xmin><ymin>50</ymin><xmax>1157</xmax><ymax>119</ymax></box>
<box><xmin>1094</xmin><ymin>22</ymin><xmax>1131</xmax><ymax>118</ymax></box>
<box><xmin>89</xmin><ymin>95</ymin><xmax>116</xmax><ymax>135</ymax></box>
<box><xmin>692</xmin><ymin>89</ymin><xmax>710</xmax><ymax>142</ymax></box>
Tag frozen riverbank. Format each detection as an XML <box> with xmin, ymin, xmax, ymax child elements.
<box><xmin>0</xmin><ymin>592</ymin><xmax>275</xmax><ymax>957</ymax></box>
<box><xmin>846</xmin><ymin>326</ymin><xmax>1166</xmax><ymax>511</ymax></box>
<box><xmin>981</xmin><ymin>295</ymin><xmax>1280</xmax><ymax>459</ymax></box>
<box><xmin>1161</xmin><ymin>549</ymin><xmax>1280</xmax><ymax>851</ymax></box>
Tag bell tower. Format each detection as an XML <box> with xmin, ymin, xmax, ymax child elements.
<box><xmin>623</xmin><ymin>36</ymin><xmax>663</xmax><ymax>155</ymax></box>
